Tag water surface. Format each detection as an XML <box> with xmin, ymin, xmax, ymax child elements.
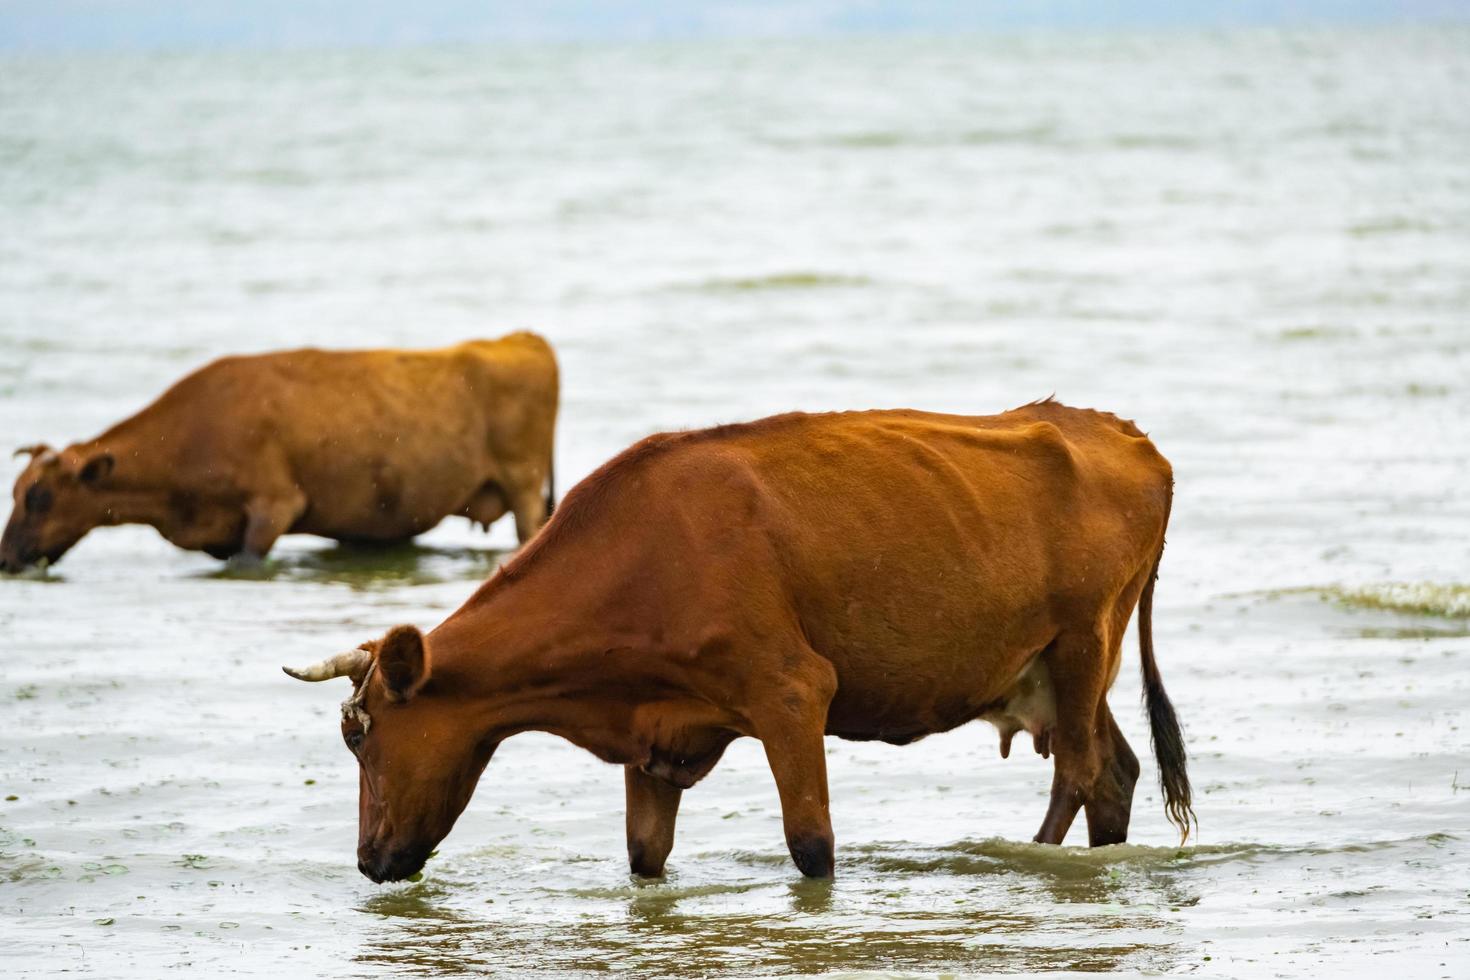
<box><xmin>2</xmin><ymin>25</ymin><xmax>1468</xmax><ymax>978</ymax></box>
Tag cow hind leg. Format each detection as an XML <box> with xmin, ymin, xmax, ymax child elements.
<box><xmin>508</xmin><ymin>485</ymin><xmax>549</xmax><ymax>545</ymax></box>
<box><xmin>1081</xmin><ymin>573</ymin><xmax>1152</xmax><ymax>845</ymax></box>
<box><xmin>624</xmin><ymin>766</ymin><xmax>682</xmax><ymax>877</ymax></box>
<box><xmin>1083</xmin><ymin>708</ymin><xmax>1140</xmax><ymax>847</ymax></box>
<box><xmin>1033</xmin><ymin>628</ymin><xmax>1111</xmax><ymax>846</ymax></box>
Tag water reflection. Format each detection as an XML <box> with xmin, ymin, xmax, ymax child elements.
<box><xmin>359</xmin><ymin>879</ymin><xmax>469</xmax><ymax>921</ymax></box>
<box><xmin>354</xmin><ymin>903</ymin><xmax>1171</xmax><ymax>977</ymax></box>
<box><xmin>201</xmin><ymin>542</ymin><xmax>509</xmax><ymax>589</ymax></box>
<box><xmin>348</xmin><ymin>844</ymin><xmax>1185</xmax><ymax>977</ymax></box>
<box><xmin>786</xmin><ymin>876</ymin><xmax>834</xmax><ymax>915</ymax></box>
<box><xmin>356</xmin><ymin>883</ymin><xmax>496</xmax><ymax>975</ymax></box>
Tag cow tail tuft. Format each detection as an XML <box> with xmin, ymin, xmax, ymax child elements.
<box><xmin>1139</xmin><ymin>542</ymin><xmax>1196</xmax><ymax>844</ymax></box>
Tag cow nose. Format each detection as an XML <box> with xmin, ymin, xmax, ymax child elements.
<box><xmin>2</xmin><ymin>545</ymin><xmax>39</xmax><ymax>572</ymax></box>
<box><xmin>357</xmin><ymin>857</ymin><xmax>385</xmax><ymax>883</ymax></box>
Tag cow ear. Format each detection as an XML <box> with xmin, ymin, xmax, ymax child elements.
<box><xmin>377</xmin><ymin>624</ymin><xmax>428</xmax><ymax>702</ymax></box>
<box><xmin>78</xmin><ymin>452</ymin><xmax>115</xmax><ymax>485</ymax></box>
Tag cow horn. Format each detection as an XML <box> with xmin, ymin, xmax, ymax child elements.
<box><xmin>282</xmin><ymin>648</ymin><xmax>372</xmax><ymax>682</ymax></box>
<box><xmin>13</xmin><ymin>444</ymin><xmax>51</xmax><ymax>459</ymax></box>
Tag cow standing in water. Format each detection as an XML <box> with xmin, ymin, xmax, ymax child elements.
<box><xmin>287</xmin><ymin>401</ymin><xmax>1194</xmax><ymax>882</ymax></box>
<box><xmin>1</xmin><ymin>333</ymin><xmax>557</xmax><ymax>571</ymax></box>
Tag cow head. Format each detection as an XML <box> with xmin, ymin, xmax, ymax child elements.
<box><xmin>1</xmin><ymin>444</ymin><xmax>116</xmax><ymax>573</ymax></box>
<box><xmin>284</xmin><ymin>624</ymin><xmax>497</xmax><ymax>883</ymax></box>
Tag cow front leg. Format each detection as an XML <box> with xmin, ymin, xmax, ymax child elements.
<box><xmin>754</xmin><ymin>657</ymin><xmax>839</xmax><ymax>878</ymax></box>
<box><xmin>238</xmin><ymin>491</ymin><xmax>307</xmax><ymax>562</ymax></box>
<box><xmin>761</xmin><ymin>721</ymin><xmax>834</xmax><ymax>878</ymax></box>
<box><xmin>624</xmin><ymin>766</ymin><xmax>682</xmax><ymax>878</ymax></box>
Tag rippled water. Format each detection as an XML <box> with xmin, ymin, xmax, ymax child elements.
<box><xmin>2</xmin><ymin>26</ymin><xmax>1468</xmax><ymax>978</ymax></box>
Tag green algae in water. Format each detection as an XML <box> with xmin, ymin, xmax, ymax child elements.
<box><xmin>1322</xmin><ymin>583</ymin><xmax>1470</xmax><ymax>618</ymax></box>
<box><xmin>1276</xmin><ymin>324</ymin><xmax>1357</xmax><ymax>341</ymax></box>
<box><xmin>1258</xmin><ymin>583</ymin><xmax>1470</xmax><ymax>620</ymax></box>
<box><xmin>402</xmin><ymin>852</ymin><xmax>438</xmax><ymax>883</ymax></box>
<box><xmin>688</xmin><ymin>271</ymin><xmax>875</xmax><ymax>292</ymax></box>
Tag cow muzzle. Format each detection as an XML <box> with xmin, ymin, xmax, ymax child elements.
<box><xmin>356</xmin><ymin>842</ymin><xmax>430</xmax><ymax>884</ymax></box>
<box><xmin>0</xmin><ymin>542</ymin><xmax>37</xmax><ymax>573</ymax></box>
<box><xmin>1</xmin><ymin>525</ymin><xmax>68</xmax><ymax>573</ymax></box>
<box><xmin>1</xmin><ymin>547</ymin><xmax>65</xmax><ymax>574</ymax></box>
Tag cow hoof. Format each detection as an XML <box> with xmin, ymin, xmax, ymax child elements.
<box><xmin>627</xmin><ymin>844</ymin><xmax>667</xmax><ymax>878</ymax></box>
<box><xmin>788</xmin><ymin>834</ymin><xmax>834</xmax><ymax>879</ymax></box>
<box><xmin>225</xmin><ymin>551</ymin><xmax>269</xmax><ymax>575</ymax></box>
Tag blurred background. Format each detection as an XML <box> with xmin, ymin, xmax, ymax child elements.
<box><xmin>1</xmin><ymin>3</ymin><xmax>1468</xmax><ymax>978</ymax></box>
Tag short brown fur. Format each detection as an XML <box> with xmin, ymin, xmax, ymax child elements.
<box><xmin>1</xmin><ymin>333</ymin><xmax>558</xmax><ymax>570</ymax></box>
<box><xmin>304</xmin><ymin>403</ymin><xmax>1193</xmax><ymax>883</ymax></box>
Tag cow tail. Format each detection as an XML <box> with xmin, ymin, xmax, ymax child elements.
<box><xmin>1139</xmin><ymin>538</ymin><xmax>1196</xmax><ymax>844</ymax></box>
<box><xmin>544</xmin><ymin>453</ymin><xmax>556</xmax><ymax>519</ymax></box>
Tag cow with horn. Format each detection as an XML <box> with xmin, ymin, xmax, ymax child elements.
<box><xmin>287</xmin><ymin>401</ymin><xmax>1195</xmax><ymax>883</ymax></box>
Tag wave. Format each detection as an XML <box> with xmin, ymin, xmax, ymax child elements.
<box><xmin>778</xmin><ymin>126</ymin><xmax>1197</xmax><ymax>152</ymax></box>
<box><xmin>1318</xmin><ymin>582</ymin><xmax>1470</xmax><ymax>618</ymax></box>
<box><xmin>829</xmin><ymin>125</ymin><xmax>1060</xmax><ymax>148</ymax></box>
<box><xmin>727</xmin><ymin>833</ymin><xmax>1454</xmax><ymax>879</ymax></box>
<box><xmin>1275</xmin><ymin>324</ymin><xmax>1358</xmax><ymax>341</ymax></box>
<box><xmin>680</xmin><ymin>272</ymin><xmax>875</xmax><ymax>292</ymax></box>
<box><xmin>1348</xmin><ymin>216</ymin><xmax>1442</xmax><ymax>237</ymax></box>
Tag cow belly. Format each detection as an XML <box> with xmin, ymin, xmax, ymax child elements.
<box><xmin>296</xmin><ymin>503</ymin><xmax>452</xmax><ymax>542</ymax></box>
<box><xmin>294</xmin><ymin>459</ymin><xmax>484</xmax><ymax>541</ymax></box>
<box><xmin>823</xmin><ymin>651</ymin><xmax>1055</xmax><ymax>748</ymax></box>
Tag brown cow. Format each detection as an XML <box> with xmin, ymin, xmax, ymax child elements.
<box><xmin>1</xmin><ymin>333</ymin><xmax>557</xmax><ymax>572</ymax></box>
<box><xmin>285</xmin><ymin>401</ymin><xmax>1194</xmax><ymax>882</ymax></box>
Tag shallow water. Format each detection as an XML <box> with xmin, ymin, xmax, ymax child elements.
<box><xmin>2</xmin><ymin>25</ymin><xmax>1469</xmax><ymax>978</ymax></box>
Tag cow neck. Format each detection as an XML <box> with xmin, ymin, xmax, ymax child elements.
<box><xmin>429</xmin><ymin>573</ymin><xmax>649</xmax><ymax>764</ymax></box>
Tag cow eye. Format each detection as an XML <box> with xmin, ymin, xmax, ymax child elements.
<box><xmin>24</xmin><ymin>484</ymin><xmax>53</xmax><ymax>514</ymax></box>
<box><xmin>345</xmin><ymin>730</ymin><xmax>365</xmax><ymax>751</ymax></box>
